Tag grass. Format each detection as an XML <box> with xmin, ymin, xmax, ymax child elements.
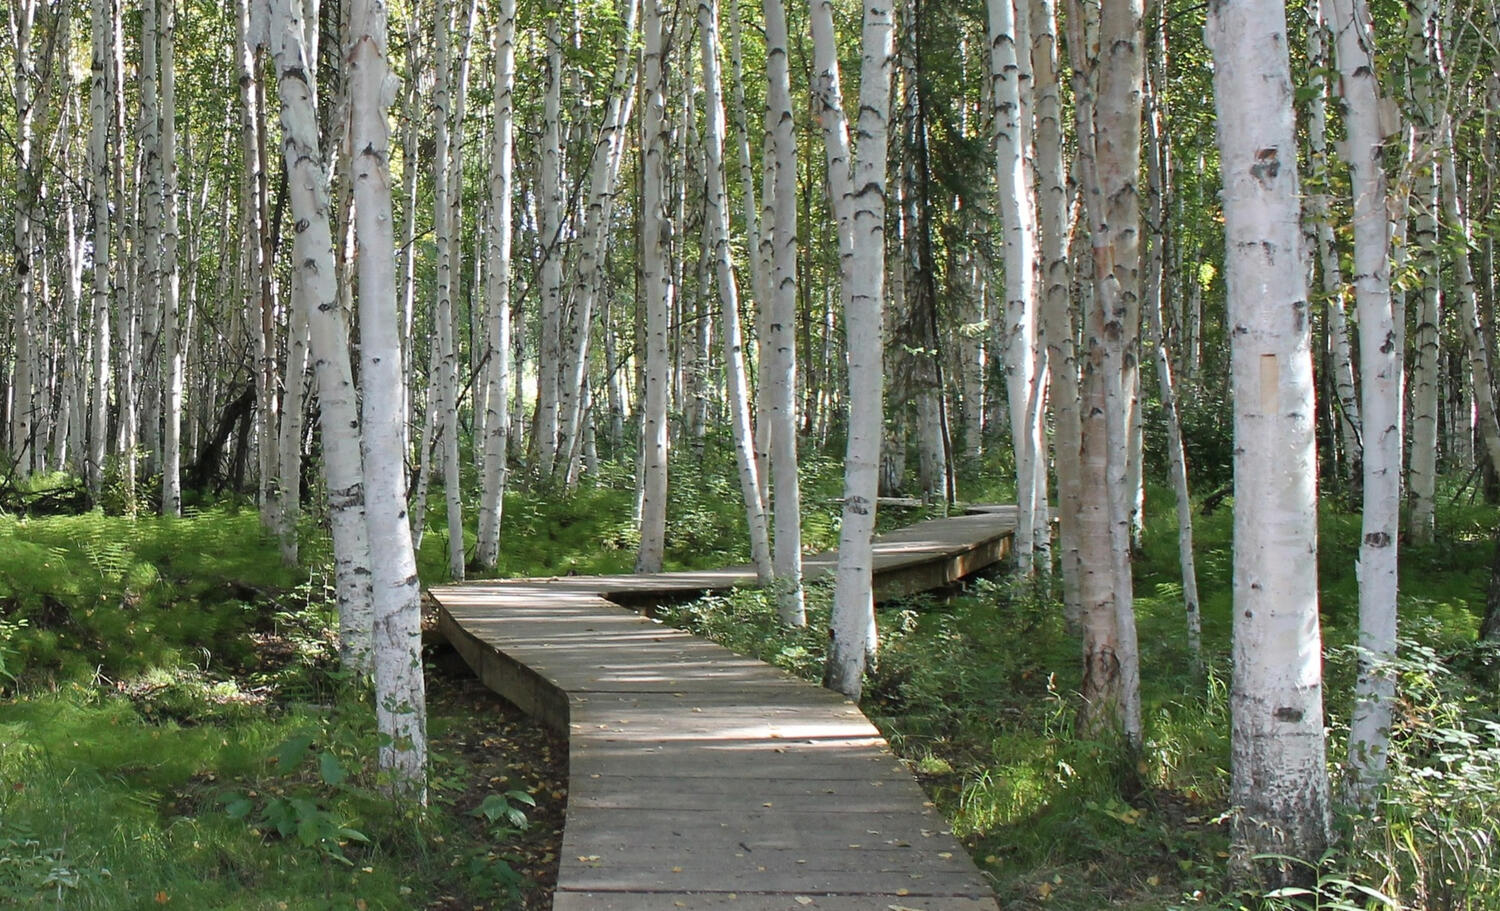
<box><xmin>4</xmin><ymin>446</ymin><xmax>1498</xmax><ymax>910</ymax></box>
<box><xmin>656</xmin><ymin>472</ymin><xmax>1500</xmax><ymax>910</ymax></box>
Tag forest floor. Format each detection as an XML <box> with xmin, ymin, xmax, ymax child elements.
<box><xmin>1</xmin><ymin>460</ymin><xmax>1498</xmax><ymax>910</ymax></box>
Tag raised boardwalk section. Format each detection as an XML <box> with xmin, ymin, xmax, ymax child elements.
<box><xmin>431</xmin><ymin>506</ymin><xmax>1014</xmax><ymax>910</ymax></box>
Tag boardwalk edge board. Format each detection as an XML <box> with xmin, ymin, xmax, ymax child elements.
<box><xmin>430</xmin><ymin>506</ymin><xmax>1015</xmax><ymax>909</ymax></box>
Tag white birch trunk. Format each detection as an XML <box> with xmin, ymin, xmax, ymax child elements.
<box><xmin>988</xmin><ymin>0</ymin><xmax>1042</xmax><ymax>574</ymax></box>
<box><xmin>1144</xmin><ymin>76</ymin><xmax>1202</xmax><ymax>673</ymax></box>
<box><xmin>1208</xmin><ymin>0</ymin><xmax>1331</xmax><ymax>870</ymax></box>
<box><xmin>636</xmin><ymin>0</ymin><xmax>673</xmax><ymax>574</ymax></box>
<box><xmin>432</xmin><ymin>0</ymin><xmax>466</xmax><ymax>580</ymax></box>
<box><xmin>476</xmin><ymin>0</ymin><xmax>517</xmax><ymax>571</ymax></box>
<box><xmin>1067</xmin><ymin>0</ymin><xmax>1141</xmax><ymax>746</ymax></box>
<box><xmin>1405</xmin><ymin>0</ymin><xmax>1440</xmax><ymax>543</ymax></box>
<box><xmin>350</xmin><ymin>0</ymin><xmax>427</xmax><ymax>802</ymax></box>
<box><xmin>88</xmin><ymin>0</ymin><xmax>112</xmax><ymax>498</ymax></box>
<box><xmin>1032</xmin><ymin>0</ymin><xmax>1081</xmax><ymax>622</ymax></box>
<box><xmin>1327</xmin><ymin>0</ymin><xmax>1402</xmax><ymax>808</ymax></box>
<box><xmin>698</xmin><ymin>0</ymin><xmax>773</xmax><ymax>584</ymax></box>
<box><xmin>1446</xmin><ymin>132</ymin><xmax>1500</xmax><ymax>471</ymax></box>
<box><xmin>262</xmin><ymin>0</ymin><xmax>375</xmax><ymax>672</ymax></box>
<box><xmin>1304</xmin><ymin>1</ymin><xmax>1361</xmax><ymax>481</ymax></box>
<box><xmin>535</xmin><ymin>4</ymin><xmax>567</xmax><ymax>475</ymax></box>
<box><xmin>555</xmin><ymin>0</ymin><xmax>641</xmax><ymax>477</ymax></box>
<box><xmin>160</xmin><ymin>0</ymin><xmax>183</xmax><ymax>517</ymax></box>
<box><xmin>813</xmin><ymin>0</ymin><xmax>893</xmax><ymax>697</ymax></box>
<box><xmin>763</xmin><ymin>0</ymin><xmax>805</xmax><ymax>625</ymax></box>
<box><xmin>277</xmin><ymin>302</ymin><xmax>311</xmax><ymax>565</ymax></box>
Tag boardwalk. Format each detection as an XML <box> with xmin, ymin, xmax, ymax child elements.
<box><xmin>431</xmin><ymin>506</ymin><xmax>1015</xmax><ymax>910</ymax></box>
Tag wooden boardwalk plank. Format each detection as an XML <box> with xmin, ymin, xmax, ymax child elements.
<box><xmin>431</xmin><ymin>507</ymin><xmax>1013</xmax><ymax>909</ymax></box>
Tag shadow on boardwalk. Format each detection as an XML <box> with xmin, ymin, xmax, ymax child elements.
<box><xmin>430</xmin><ymin>506</ymin><xmax>1015</xmax><ymax>910</ymax></box>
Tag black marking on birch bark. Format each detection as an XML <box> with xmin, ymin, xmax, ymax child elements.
<box><xmin>1273</xmin><ymin>706</ymin><xmax>1304</xmax><ymax>722</ymax></box>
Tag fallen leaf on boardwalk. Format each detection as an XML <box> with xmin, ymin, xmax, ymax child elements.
<box><xmin>794</xmin><ymin>898</ymin><xmax>813</xmax><ymax>906</ymax></box>
<box><xmin>671</xmin><ymin>866</ymin><xmax>684</xmax><ymax>873</ymax></box>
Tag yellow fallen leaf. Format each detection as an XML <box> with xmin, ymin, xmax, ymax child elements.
<box><xmin>794</xmin><ymin>898</ymin><xmax>813</xmax><ymax>907</ymax></box>
<box><xmin>1037</xmin><ymin>882</ymin><xmax>1054</xmax><ymax>899</ymax></box>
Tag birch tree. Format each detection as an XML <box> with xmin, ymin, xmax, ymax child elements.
<box><xmin>697</xmin><ymin>0</ymin><xmax>773</xmax><ymax>584</ymax></box>
<box><xmin>432</xmin><ymin>0</ymin><xmax>466</xmax><ymax>580</ymax></box>
<box><xmin>1208</xmin><ymin>0</ymin><xmax>1331</xmax><ymax>872</ymax></box>
<box><xmin>1304</xmin><ymin>0</ymin><xmax>1361</xmax><ymax>485</ymax></box>
<box><xmin>87</xmin><ymin>0</ymin><xmax>112</xmax><ymax>499</ymax></box>
<box><xmin>475</xmin><ymin>0</ymin><xmax>518</xmax><ymax>571</ymax></box>
<box><xmin>988</xmin><ymin>0</ymin><xmax>1044</xmax><ymax>573</ymax></box>
<box><xmin>161</xmin><ymin>0</ymin><xmax>184</xmax><ymax>517</ymax></box>
<box><xmin>636</xmin><ymin>0</ymin><xmax>673</xmax><ymax>573</ymax></box>
<box><xmin>809</xmin><ymin>0</ymin><xmax>894</xmax><ymax>697</ymax></box>
<box><xmin>261</xmin><ymin>0</ymin><xmax>374</xmax><ymax>672</ymax></box>
<box><xmin>349</xmin><ymin>0</ymin><xmax>427</xmax><ymax>802</ymax></box>
<box><xmin>762</xmin><ymin>0</ymin><xmax>806</xmax><ymax>625</ymax></box>
<box><xmin>1067</xmin><ymin>0</ymin><xmax>1142</xmax><ymax>745</ymax></box>
<box><xmin>1327</xmin><ymin>0</ymin><xmax>1403</xmax><ymax>808</ymax></box>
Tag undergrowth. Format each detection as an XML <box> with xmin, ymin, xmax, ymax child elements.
<box><xmin>658</xmin><ymin>482</ymin><xmax>1500</xmax><ymax>911</ymax></box>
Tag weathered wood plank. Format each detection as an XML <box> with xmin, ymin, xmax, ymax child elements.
<box><xmin>429</xmin><ymin>506</ymin><xmax>1014</xmax><ymax>908</ymax></box>
<box><xmin>552</xmin><ymin>892</ymin><xmax>1000</xmax><ymax>911</ymax></box>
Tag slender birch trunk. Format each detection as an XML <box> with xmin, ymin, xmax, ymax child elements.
<box><xmin>763</xmin><ymin>0</ymin><xmax>806</xmax><ymax>625</ymax></box>
<box><xmin>1208</xmin><ymin>0</ymin><xmax>1331</xmax><ymax>873</ymax></box>
<box><xmin>350</xmin><ymin>0</ymin><xmax>427</xmax><ymax>802</ymax></box>
<box><xmin>814</xmin><ymin>0</ymin><xmax>893</xmax><ymax>698</ymax></box>
<box><xmin>1304</xmin><ymin>0</ymin><xmax>1361</xmax><ymax>485</ymax></box>
<box><xmin>698</xmin><ymin>0</ymin><xmax>773</xmax><ymax>584</ymax></box>
<box><xmin>431</xmin><ymin>0</ymin><xmax>466</xmax><ymax>579</ymax></box>
<box><xmin>262</xmin><ymin>0</ymin><xmax>375</xmax><ymax>672</ymax></box>
<box><xmin>277</xmin><ymin>303</ymin><xmax>310</xmax><ymax>565</ymax></box>
<box><xmin>1405</xmin><ymin>0</ymin><xmax>1440</xmax><ymax>543</ymax></box>
<box><xmin>535</xmin><ymin>3</ymin><xmax>567</xmax><ymax>476</ymax></box>
<box><xmin>988</xmin><ymin>0</ymin><xmax>1042</xmax><ymax>574</ymax></box>
<box><xmin>1067</xmin><ymin>0</ymin><xmax>1142</xmax><ymax>746</ymax></box>
<box><xmin>1327</xmin><ymin>0</ymin><xmax>1402</xmax><ymax>808</ymax></box>
<box><xmin>1144</xmin><ymin>65</ymin><xmax>1201</xmax><ymax>674</ymax></box>
<box><xmin>476</xmin><ymin>0</ymin><xmax>517</xmax><ymax>571</ymax></box>
<box><xmin>555</xmin><ymin>0</ymin><xmax>641</xmax><ymax>478</ymax></box>
<box><xmin>160</xmin><ymin>0</ymin><xmax>183</xmax><ymax>516</ymax></box>
<box><xmin>88</xmin><ymin>0</ymin><xmax>112</xmax><ymax>498</ymax></box>
<box><xmin>636</xmin><ymin>0</ymin><xmax>673</xmax><ymax>573</ymax></box>
<box><xmin>1032</xmin><ymin>0</ymin><xmax>1081</xmax><ymax>622</ymax></box>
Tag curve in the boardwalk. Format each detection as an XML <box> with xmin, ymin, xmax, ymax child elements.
<box><xmin>430</xmin><ymin>506</ymin><xmax>1015</xmax><ymax>911</ymax></box>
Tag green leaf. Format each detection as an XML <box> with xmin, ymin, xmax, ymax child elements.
<box><xmin>221</xmin><ymin>792</ymin><xmax>253</xmax><ymax>820</ymax></box>
<box><xmin>273</xmin><ymin>733</ymin><xmax>315</xmax><ymax>770</ymax></box>
<box><xmin>319</xmin><ymin>751</ymin><xmax>347</xmax><ymax>786</ymax></box>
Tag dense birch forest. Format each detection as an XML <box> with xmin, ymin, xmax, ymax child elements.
<box><xmin>3</xmin><ymin>0</ymin><xmax>1500</xmax><ymax>906</ymax></box>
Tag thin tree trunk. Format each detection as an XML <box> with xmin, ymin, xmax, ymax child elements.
<box><xmin>350</xmin><ymin>0</ymin><xmax>427</xmax><ymax>803</ymax></box>
<box><xmin>1144</xmin><ymin>60</ymin><xmax>1201</xmax><ymax>675</ymax></box>
<box><xmin>263</xmin><ymin>0</ymin><xmax>375</xmax><ymax>671</ymax></box>
<box><xmin>1209</xmin><ymin>0</ymin><xmax>1331</xmax><ymax>874</ymax></box>
<box><xmin>87</xmin><ymin>0</ymin><xmax>112</xmax><ymax>499</ymax></box>
<box><xmin>989</xmin><ymin>0</ymin><xmax>1043</xmax><ymax>574</ymax></box>
<box><xmin>1405</xmin><ymin>0</ymin><xmax>1440</xmax><ymax>543</ymax></box>
<box><xmin>763</xmin><ymin>0</ymin><xmax>805</xmax><ymax>624</ymax></box>
<box><xmin>1328</xmin><ymin>0</ymin><xmax>1403</xmax><ymax>808</ymax></box>
<box><xmin>636</xmin><ymin>0</ymin><xmax>673</xmax><ymax>573</ymax></box>
<box><xmin>698</xmin><ymin>0</ymin><xmax>773</xmax><ymax>584</ymax></box>
<box><xmin>1304</xmin><ymin>0</ymin><xmax>1362</xmax><ymax>488</ymax></box>
<box><xmin>535</xmin><ymin>2</ymin><xmax>567</xmax><ymax>476</ymax></box>
<box><xmin>476</xmin><ymin>0</ymin><xmax>517</xmax><ymax>571</ymax></box>
<box><xmin>1032</xmin><ymin>0</ymin><xmax>1081</xmax><ymax>623</ymax></box>
<box><xmin>160</xmin><ymin>0</ymin><xmax>183</xmax><ymax>516</ymax></box>
<box><xmin>814</xmin><ymin>0</ymin><xmax>893</xmax><ymax>698</ymax></box>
